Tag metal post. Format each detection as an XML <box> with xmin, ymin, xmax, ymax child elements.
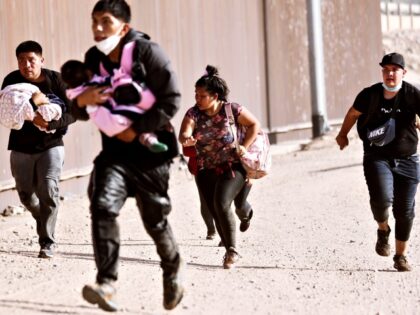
<box><xmin>398</xmin><ymin>0</ymin><xmax>402</xmax><ymax>30</ymax></box>
<box><xmin>262</xmin><ymin>0</ymin><xmax>276</xmax><ymax>144</ymax></box>
<box><xmin>306</xmin><ymin>0</ymin><xmax>329</xmax><ymax>138</ymax></box>
<box><xmin>410</xmin><ymin>1</ymin><xmax>413</xmax><ymax>30</ymax></box>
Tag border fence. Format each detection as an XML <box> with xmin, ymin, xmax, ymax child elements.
<box><xmin>0</xmin><ymin>1</ymin><xmax>383</xmax><ymax>209</ymax></box>
<box><xmin>381</xmin><ymin>0</ymin><xmax>420</xmax><ymax>30</ymax></box>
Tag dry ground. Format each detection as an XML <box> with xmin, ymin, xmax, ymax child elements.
<box><xmin>1</xmin><ymin>132</ymin><xmax>420</xmax><ymax>315</ymax></box>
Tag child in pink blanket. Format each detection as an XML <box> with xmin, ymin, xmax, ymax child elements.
<box><xmin>61</xmin><ymin>60</ymin><xmax>168</xmax><ymax>153</ymax></box>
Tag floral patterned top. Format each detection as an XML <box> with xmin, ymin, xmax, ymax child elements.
<box><xmin>186</xmin><ymin>102</ymin><xmax>242</xmax><ymax>170</ymax></box>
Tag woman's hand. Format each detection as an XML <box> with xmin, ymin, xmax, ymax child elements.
<box><xmin>238</xmin><ymin>145</ymin><xmax>247</xmax><ymax>156</ymax></box>
<box><xmin>179</xmin><ymin>116</ymin><xmax>196</xmax><ymax>146</ymax></box>
<box><xmin>181</xmin><ymin>136</ymin><xmax>197</xmax><ymax>147</ymax></box>
<box><xmin>76</xmin><ymin>86</ymin><xmax>111</xmax><ymax>108</ymax></box>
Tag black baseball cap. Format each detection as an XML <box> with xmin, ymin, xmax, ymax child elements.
<box><xmin>379</xmin><ymin>52</ymin><xmax>405</xmax><ymax>69</ymax></box>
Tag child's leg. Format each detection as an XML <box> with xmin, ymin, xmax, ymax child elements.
<box><xmin>139</xmin><ymin>132</ymin><xmax>168</xmax><ymax>153</ymax></box>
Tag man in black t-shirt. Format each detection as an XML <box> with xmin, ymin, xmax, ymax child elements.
<box><xmin>336</xmin><ymin>52</ymin><xmax>420</xmax><ymax>272</ymax></box>
<box><xmin>1</xmin><ymin>41</ymin><xmax>75</xmax><ymax>259</ymax></box>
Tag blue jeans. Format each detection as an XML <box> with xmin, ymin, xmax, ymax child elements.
<box><xmin>363</xmin><ymin>153</ymin><xmax>420</xmax><ymax>241</ymax></box>
<box><xmin>10</xmin><ymin>146</ymin><xmax>65</xmax><ymax>246</ymax></box>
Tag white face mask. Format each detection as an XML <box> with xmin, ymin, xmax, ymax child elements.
<box><xmin>95</xmin><ymin>25</ymin><xmax>124</xmax><ymax>55</ymax></box>
<box><xmin>382</xmin><ymin>81</ymin><xmax>403</xmax><ymax>92</ymax></box>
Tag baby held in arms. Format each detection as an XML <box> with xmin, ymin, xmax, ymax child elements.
<box><xmin>0</xmin><ymin>83</ymin><xmax>63</xmax><ymax>132</ymax></box>
<box><xmin>61</xmin><ymin>60</ymin><xmax>168</xmax><ymax>153</ymax></box>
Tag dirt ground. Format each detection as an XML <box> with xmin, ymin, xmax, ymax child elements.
<box><xmin>1</xmin><ymin>129</ymin><xmax>420</xmax><ymax>315</ymax></box>
<box><xmin>2</xmin><ymin>30</ymin><xmax>420</xmax><ymax>315</ymax></box>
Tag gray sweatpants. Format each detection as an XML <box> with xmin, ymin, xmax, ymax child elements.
<box><xmin>10</xmin><ymin>146</ymin><xmax>65</xmax><ymax>246</ymax></box>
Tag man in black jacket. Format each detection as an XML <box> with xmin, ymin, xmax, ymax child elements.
<box><xmin>72</xmin><ymin>0</ymin><xmax>184</xmax><ymax>312</ymax></box>
<box><xmin>1</xmin><ymin>40</ymin><xmax>75</xmax><ymax>258</ymax></box>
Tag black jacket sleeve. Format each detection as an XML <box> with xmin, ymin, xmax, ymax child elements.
<box><xmin>1</xmin><ymin>71</ymin><xmax>18</xmax><ymax>89</ymax></box>
<box><xmin>129</xmin><ymin>40</ymin><xmax>181</xmax><ymax>133</ymax></box>
<box><xmin>46</xmin><ymin>71</ymin><xmax>77</xmax><ymax>131</ymax></box>
<box><xmin>70</xmin><ymin>100</ymin><xmax>90</xmax><ymax>121</ymax></box>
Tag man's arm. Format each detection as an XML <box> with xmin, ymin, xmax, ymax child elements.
<box><xmin>129</xmin><ymin>41</ymin><xmax>181</xmax><ymax>134</ymax></box>
<box><xmin>1</xmin><ymin>72</ymin><xmax>17</xmax><ymax>89</ymax></box>
<box><xmin>336</xmin><ymin>106</ymin><xmax>362</xmax><ymax>150</ymax></box>
<box><xmin>47</xmin><ymin>111</ymin><xmax>76</xmax><ymax>130</ymax></box>
<box><xmin>45</xmin><ymin>71</ymin><xmax>77</xmax><ymax>131</ymax></box>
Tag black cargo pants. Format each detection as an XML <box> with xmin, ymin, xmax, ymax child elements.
<box><xmin>88</xmin><ymin>155</ymin><xmax>180</xmax><ymax>284</ymax></box>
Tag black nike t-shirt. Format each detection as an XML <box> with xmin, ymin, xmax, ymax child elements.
<box><xmin>353</xmin><ymin>81</ymin><xmax>420</xmax><ymax>158</ymax></box>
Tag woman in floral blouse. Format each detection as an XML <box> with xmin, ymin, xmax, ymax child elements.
<box><xmin>179</xmin><ymin>65</ymin><xmax>260</xmax><ymax>268</ymax></box>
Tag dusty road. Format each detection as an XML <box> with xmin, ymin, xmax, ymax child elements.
<box><xmin>1</xmin><ymin>132</ymin><xmax>420</xmax><ymax>315</ymax></box>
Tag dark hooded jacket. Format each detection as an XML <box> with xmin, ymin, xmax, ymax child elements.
<box><xmin>72</xmin><ymin>29</ymin><xmax>181</xmax><ymax>169</ymax></box>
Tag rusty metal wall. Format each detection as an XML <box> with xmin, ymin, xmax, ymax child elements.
<box><xmin>128</xmin><ymin>0</ymin><xmax>268</xmax><ymax>127</ymax></box>
<box><xmin>264</xmin><ymin>0</ymin><xmax>312</xmax><ymax>137</ymax></box>
<box><xmin>264</xmin><ymin>0</ymin><xmax>382</xmax><ymax>140</ymax></box>
<box><xmin>0</xmin><ymin>0</ymin><xmax>102</xmax><ymax>207</ymax></box>
<box><xmin>0</xmin><ymin>0</ymin><xmax>382</xmax><ymax>207</ymax></box>
<box><xmin>322</xmin><ymin>0</ymin><xmax>383</xmax><ymax>122</ymax></box>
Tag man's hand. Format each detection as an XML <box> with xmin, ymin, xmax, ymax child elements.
<box><xmin>115</xmin><ymin>127</ymin><xmax>137</xmax><ymax>142</ymax></box>
<box><xmin>336</xmin><ymin>133</ymin><xmax>349</xmax><ymax>150</ymax></box>
<box><xmin>416</xmin><ymin>115</ymin><xmax>420</xmax><ymax>130</ymax></box>
<box><xmin>32</xmin><ymin>113</ymin><xmax>49</xmax><ymax>129</ymax></box>
<box><xmin>76</xmin><ymin>86</ymin><xmax>111</xmax><ymax>108</ymax></box>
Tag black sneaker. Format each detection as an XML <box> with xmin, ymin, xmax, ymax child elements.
<box><xmin>393</xmin><ymin>255</ymin><xmax>412</xmax><ymax>272</ymax></box>
<box><xmin>239</xmin><ymin>209</ymin><xmax>253</xmax><ymax>232</ymax></box>
<box><xmin>163</xmin><ymin>258</ymin><xmax>185</xmax><ymax>310</ymax></box>
<box><xmin>82</xmin><ymin>282</ymin><xmax>118</xmax><ymax>312</ymax></box>
<box><xmin>375</xmin><ymin>226</ymin><xmax>391</xmax><ymax>257</ymax></box>
<box><xmin>38</xmin><ymin>243</ymin><xmax>55</xmax><ymax>259</ymax></box>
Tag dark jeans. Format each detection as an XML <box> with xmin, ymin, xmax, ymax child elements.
<box><xmin>195</xmin><ymin>163</ymin><xmax>248</xmax><ymax>250</ymax></box>
<box><xmin>10</xmin><ymin>147</ymin><xmax>64</xmax><ymax>246</ymax></box>
<box><xmin>88</xmin><ymin>155</ymin><xmax>179</xmax><ymax>284</ymax></box>
<box><xmin>363</xmin><ymin>153</ymin><xmax>420</xmax><ymax>241</ymax></box>
<box><xmin>196</xmin><ymin>177</ymin><xmax>252</xmax><ymax>235</ymax></box>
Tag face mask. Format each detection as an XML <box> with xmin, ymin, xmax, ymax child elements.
<box><xmin>95</xmin><ymin>25</ymin><xmax>124</xmax><ymax>55</ymax></box>
<box><xmin>382</xmin><ymin>81</ymin><xmax>402</xmax><ymax>92</ymax></box>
